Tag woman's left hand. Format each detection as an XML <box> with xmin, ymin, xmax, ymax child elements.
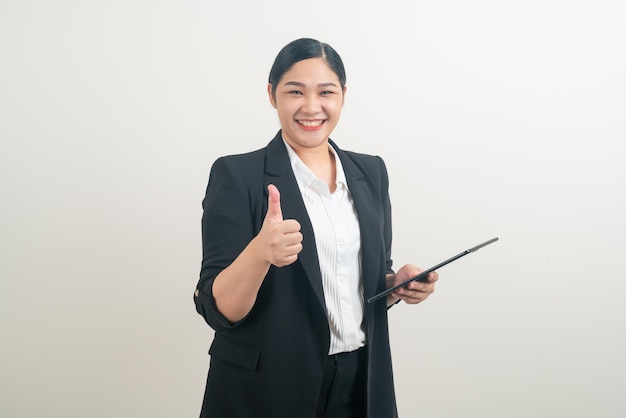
<box><xmin>387</xmin><ymin>264</ymin><xmax>438</xmax><ymax>305</ymax></box>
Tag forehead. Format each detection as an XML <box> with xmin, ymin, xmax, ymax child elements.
<box><xmin>278</xmin><ymin>58</ymin><xmax>340</xmax><ymax>85</ymax></box>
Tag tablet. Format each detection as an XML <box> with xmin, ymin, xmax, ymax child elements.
<box><xmin>367</xmin><ymin>237</ymin><xmax>499</xmax><ymax>304</ymax></box>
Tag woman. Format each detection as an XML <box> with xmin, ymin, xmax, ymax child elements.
<box><xmin>194</xmin><ymin>38</ymin><xmax>437</xmax><ymax>418</ymax></box>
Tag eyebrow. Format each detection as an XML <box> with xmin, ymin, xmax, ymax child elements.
<box><xmin>283</xmin><ymin>81</ymin><xmax>339</xmax><ymax>88</ymax></box>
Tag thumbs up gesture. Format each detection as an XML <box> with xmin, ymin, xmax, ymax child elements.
<box><xmin>258</xmin><ymin>184</ymin><xmax>303</xmax><ymax>267</ymax></box>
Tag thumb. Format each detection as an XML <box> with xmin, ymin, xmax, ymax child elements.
<box><xmin>266</xmin><ymin>184</ymin><xmax>283</xmax><ymax>222</ymax></box>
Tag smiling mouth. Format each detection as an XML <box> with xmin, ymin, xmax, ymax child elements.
<box><xmin>297</xmin><ymin>120</ymin><xmax>324</xmax><ymax>128</ymax></box>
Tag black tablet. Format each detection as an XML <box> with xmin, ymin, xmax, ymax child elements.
<box><xmin>367</xmin><ymin>237</ymin><xmax>499</xmax><ymax>304</ymax></box>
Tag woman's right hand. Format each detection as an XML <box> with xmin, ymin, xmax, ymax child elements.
<box><xmin>256</xmin><ymin>184</ymin><xmax>303</xmax><ymax>267</ymax></box>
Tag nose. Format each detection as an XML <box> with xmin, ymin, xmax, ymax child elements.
<box><xmin>301</xmin><ymin>94</ymin><xmax>321</xmax><ymax>114</ymax></box>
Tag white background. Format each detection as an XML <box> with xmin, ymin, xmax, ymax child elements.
<box><xmin>1</xmin><ymin>1</ymin><xmax>625</xmax><ymax>417</ymax></box>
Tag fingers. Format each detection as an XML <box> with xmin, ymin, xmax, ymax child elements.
<box><xmin>267</xmin><ymin>219</ymin><xmax>302</xmax><ymax>267</ymax></box>
<box><xmin>392</xmin><ymin>269</ymin><xmax>438</xmax><ymax>305</ymax></box>
<box><xmin>266</xmin><ymin>184</ymin><xmax>283</xmax><ymax>222</ymax></box>
<box><xmin>395</xmin><ymin>281</ymin><xmax>434</xmax><ymax>296</ymax></box>
<box><xmin>392</xmin><ymin>285</ymin><xmax>432</xmax><ymax>304</ymax></box>
<box><xmin>406</xmin><ymin>272</ymin><xmax>438</xmax><ymax>287</ymax></box>
<box><xmin>261</xmin><ymin>184</ymin><xmax>303</xmax><ymax>267</ymax></box>
<box><xmin>426</xmin><ymin>271</ymin><xmax>439</xmax><ymax>283</ymax></box>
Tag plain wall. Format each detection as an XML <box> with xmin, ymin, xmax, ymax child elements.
<box><xmin>1</xmin><ymin>1</ymin><xmax>625</xmax><ymax>417</ymax></box>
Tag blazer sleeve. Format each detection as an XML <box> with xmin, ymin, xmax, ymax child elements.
<box><xmin>194</xmin><ymin>155</ymin><xmax>263</xmax><ymax>331</ymax></box>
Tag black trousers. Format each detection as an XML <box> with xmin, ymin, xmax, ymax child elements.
<box><xmin>316</xmin><ymin>347</ymin><xmax>367</xmax><ymax>418</ymax></box>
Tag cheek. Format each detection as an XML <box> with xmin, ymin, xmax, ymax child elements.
<box><xmin>329</xmin><ymin>103</ymin><xmax>343</xmax><ymax>118</ymax></box>
<box><xmin>277</xmin><ymin>101</ymin><xmax>298</xmax><ymax>116</ymax></box>
<box><xmin>329</xmin><ymin>98</ymin><xmax>344</xmax><ymax>112</ymax></box>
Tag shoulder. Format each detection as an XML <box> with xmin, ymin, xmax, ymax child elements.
<box><xmin>209</xmin><ymin>136</ymin><xmax>274</xmax><ymax>179</ymax></box>
<box><xmin>208</xmin><ymin>149</ymin><xmax>262</xmax><ymax>184</ymax></box>
<box><xmin>215</xmin><ymin>147</ymin><xmax>265</xmax><ymax>166</ymax></box>
<box><xmin>332</xmin><ymin>141</ymin><xmax>388</xmax><ymax>179</ymax></box>
<box><xmin>205</xmin><ymin>150</ymin><xmax>267</xmax><ymax>209</ymax></box>
<box><xmin>342</xmin><ymin>149</ymin><xmax>385</xmax><ymax>167</ymax></box>
<box><xmin>212</xmin><ymin>131</ymin><xmax>283</xmax><ymax>169</ymax></box>
<box><xmin>330</xmin><ymin>139</ymin><xmax>386</xmax><ymax>166</ymax></box>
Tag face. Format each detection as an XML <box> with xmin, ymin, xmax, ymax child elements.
<box><xmin>268</xmin><ymin>58</ymin><xmax>346</xmax><ymax>153</ymax></box>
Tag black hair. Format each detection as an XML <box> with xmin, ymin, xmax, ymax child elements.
<box><xmin>268</xmin><ymin>38</ymin><xmax>346</xmax><ymax>98</ymax></box>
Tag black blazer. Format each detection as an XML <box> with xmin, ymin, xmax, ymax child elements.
<box><xmin>195</xmin><ymin>131</ymin><xmax>398</xmax><ymax>418</ymax></box>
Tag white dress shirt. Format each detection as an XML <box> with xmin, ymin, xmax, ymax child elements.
<box><xmin>283</xmin><ymin>139</ymin><xmax>366</xmax><ymax>355</ymax></box>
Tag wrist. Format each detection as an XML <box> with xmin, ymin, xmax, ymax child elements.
<box><xmin>386</xmin><ymin>294</ymin><xmax>400</xmax><ymax>307</ymax></box>
<box><xmin>249</xmin><ymin>235</ymin><xmax>272</xmax><ymax>267</ymax></box>
<box><xmin>385</xmin><ymin>273</ymin><xmax>400</xmax><ymax>307</ymax></box>
<box><xmin>385</xmin><ymin>273</ymin><xmax>396</xmax><ymax>289</ymax></box>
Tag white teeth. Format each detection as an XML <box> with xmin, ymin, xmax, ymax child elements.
<box><xmin>298</xmin><ymin>120</ymin><xmax>323</xmax><ymax>127</ymax></box>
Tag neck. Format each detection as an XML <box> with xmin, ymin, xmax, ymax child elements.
<box><xmin>293</xmin><ymin>143</ymin><xmax>332</xmax><ymax>167</ymax></box>
<box><xmin>282</xmin><ymin>136</ymin><xmax>337</xmax><ymax>191</ymax></box>
<box><xmin>301</xmin><ymin>146</ymin><xmax>337</xmax><ymax>193</ymax></box>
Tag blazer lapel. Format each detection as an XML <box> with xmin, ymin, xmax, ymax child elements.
<box><xmin>263</xmin><ymin>132</ymin><xmax>326</xmax><ymax>310</ymax></box>
<box><xmin>331</xmin><ymin>142</ymin><xmax>382</xmax><ymax>302</ymax></box>
<box><xmin>262</xmin><ymin>134</ymin><xmax>384</xmax><ymax>311</ymax></box>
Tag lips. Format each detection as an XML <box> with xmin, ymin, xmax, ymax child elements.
<box><xmin>297</xmin><ymin>119</ymin><xmax>325</xmax><ymax>131</ymax></box>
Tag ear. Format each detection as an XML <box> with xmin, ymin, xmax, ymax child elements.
<box><xmin>341</xmin><ymin>85</ymin><xmax>347</xmax><ymax>106</ymax></box>
<box><xmin>267</xmin><ymin>83</ymin><xmax>277</xmax><ymax>108</ymax></box>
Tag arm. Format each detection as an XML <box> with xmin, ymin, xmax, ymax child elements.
<box><xmin>211</xmin><ymin>184</ymin><xmax>302</xmax><ymax>323</ymax></box>
<box><xmin>194</xmin><ymin>156</ymin><xmax>302</xmax><ymax>328</ymax></box>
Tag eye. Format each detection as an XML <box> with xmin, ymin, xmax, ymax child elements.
<box><xmin>288</xmin><ymin>90</ymin><xmax>303</xmax><ymax>95</ymax></box>
<box><xmin>320</xmin><ymin>91</ymin><xmax>335</xmax><ymax>95</ymax></box>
